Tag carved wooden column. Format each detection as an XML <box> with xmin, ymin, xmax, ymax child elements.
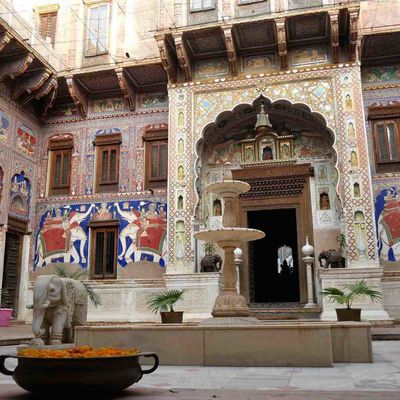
<box><xmin>223</xmin><ymin>26</ymin><xmax>238</xmax><ymax>76</ymax></box>
<box><xmin>173</xmin><ymin>33</ymin><xmax>192</xmax><ymax>82</ymax></box>
<box><xmin>349</xmin><ymin>8</ymin><xmax>360</xmax><ymax>62</ymax></box>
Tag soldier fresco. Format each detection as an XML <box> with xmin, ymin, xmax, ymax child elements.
<box><xmin>34</xmin><ymin>200</ymin><xmax>168</xmax><ymax>270</ymax></box>
<box><xmin>375</xmin><ymin>187</ymin><xmax>400</xmax><ymax>262</ymax></box>
<box><xmin>17</xmin><ymin>125</ymin><xmax>36</xmax><ymax>157</ymax></box>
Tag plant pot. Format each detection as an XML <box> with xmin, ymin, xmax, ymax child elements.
<box><xmin>160</xmin><ymin>311</ymin><xmax>183</xmax><ymax>324</ymax></box>
<box><xmin>335</xmin><ymin>308</ymin><xmax>361</xmax><ymax>322</ymax></box>
<box><xmin>0</xmin><ymin>308</ymin><xmax>13</xmax><ymax>327</ymax></box>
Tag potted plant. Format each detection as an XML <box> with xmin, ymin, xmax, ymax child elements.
<box><xmin>200</xmin><ymin>242</ymin><xmax>222</xmax><ymax>272</ymax></box>
<box><xmin>146</xmin><ymin>289</ymin><xmax>185</xmax><ymax>323</ymax></box>
<box><xmin>0</xmin><ymin>289</ymin><xmax>13</xmax><ymax>327</ymax></box>
<box><xmin>321</xmin><ymin>280</ymin><xmax>382</xmax><ymax>321</ymax></box>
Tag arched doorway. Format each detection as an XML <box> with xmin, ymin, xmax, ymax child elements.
<box><xmin>195</xmin><ymin>96</ymin><xmax>340</xmax><ymax>306</ymax></box>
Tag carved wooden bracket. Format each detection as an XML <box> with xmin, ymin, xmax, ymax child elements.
<box><xmin>41</xmin><ymin>85</ymin><xmax>58</xmax><ymax>120</ymax></box>
<box><xmin>156</xmin><ymin>34</ymin><xmax>177</xmax><ymax>83</ymax></box>
<box><xmin>116</xmin><ymin>68</ymin><xmax>135</xmax><ymax>111</ymax></box>
<box><xmin>0</xmin><ymin>31</ymin><xmax>12</xmax><ymax>53</ymax></box>
<box><xmin>0</xmin><ymin>53</ymin><xmax>34</xmax><ymax>81</ymax></box>
<box><xmin>222</xmin><ymin>26</ymin><xmax>238</xmax><ymax>76</ymax></box>
<box><xmin>173</xmin><ymin>33</ymin><xmax>192</xmax><ymax>81</ymax></box>
<box><xmin>275</xmin><ymin>18</ymin><xmax>288</xmax><ymax>69</ymax></box>
<box><xmin>21</xmin><ymin>74</ymin><xmax>57</xmax><ymax>104</ymax></box>
<box><xmin>12</xmin><ymin>69</ymin><xmax>51</xmax><ymax>100</ymax></box>
<box><xmin>66</xmin><ymin>75</ymin><xmax>88</xmax><ymax>117</ymax></box>
<box><xmin>349</xmin><ymin>8</ymin><xmax>359</xmax><ymax>62</ymax></box>
<box><xmin>328</xmin><ymin>11</ymin><xmax>340</xmax><ymax>64</ymax></box>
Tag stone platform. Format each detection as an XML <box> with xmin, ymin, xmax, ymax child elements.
<box><xmin>75</xmin><ymin>321</ymin><xmax>372</xmax><ymax>367</ymax></box>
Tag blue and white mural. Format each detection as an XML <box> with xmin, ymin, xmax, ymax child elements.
<box><xmin>375</xmin><ymin>186</ymin><xmax>400</xmax><ymax>262</ymax></box>
<box><xmin>34</xmin><ymin>200</ymin><xmax>167</xmax><ymax>270</ymax></box>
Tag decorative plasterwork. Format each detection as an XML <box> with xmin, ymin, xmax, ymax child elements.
<box><xmin>222</xmin><ymin>26</ymin><xmax>238</xmax><ymax>76</ymax></box>
<box><xmin>0</xmin><ymin>53</ymin><xmax>34</xmax><ymax>81</ymax></box>
<box><xmin>328</xmin><ymin>10</ymin><xmax>340</xmax><ymax>64</ymax></box>
<box><xmin>66</xmin><ymin>75</ymin><xmax>88</xmax><ymax>117</ymax></box>
<box><xmin>173</xmin><ymin>33</ymin><xmax>192</xmax><ymax>82</ymax></box>
<box><xmin>12</xmin><ymin>69</ymin><xmax>51</xmax><ymax>100</ymax></box>
<box><xmin>275</xmin><ymin>18</ymin><xmax>288</xmax><ymax>69</ymax></box>
<box><xmin>33</xmin><ymin>4</ymin><xmax>60</xmax><ymax>13</ymax></box>
<box><xmin>116</xmin><ymin>68</ymin><xmax>135</xmax><ymax>111</ymax></box>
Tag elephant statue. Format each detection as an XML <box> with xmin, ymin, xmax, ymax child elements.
<box><xmin>318</xmin><ymin>249</ymin><xmax>345</xmax><ymax>269</ymax></box>
<box><xmin>29</xmin><ymin>275</ymin><xmax>88</xmax><ymax>345</ymax></box>
<box><xmin>200</xmin><ymin>254</ymin><xmax>222</xmax><ymax>272</ymax></box>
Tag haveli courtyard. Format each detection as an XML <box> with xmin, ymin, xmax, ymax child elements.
<box><xmin>0</xmin><ymin>0</ymin><xmax>399</xmax><ymax>398</ymax></box>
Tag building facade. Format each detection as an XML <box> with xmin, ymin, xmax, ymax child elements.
<box><xmin>0</xmin><ymin>0</ymin><xmax>399</xmax><ymax>322</ymax></box>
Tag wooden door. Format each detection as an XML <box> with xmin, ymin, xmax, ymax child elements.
<box><xmin>1</xmin><ymin>231</ymin><xmax>22</xmax><ymax>317</ymax></box>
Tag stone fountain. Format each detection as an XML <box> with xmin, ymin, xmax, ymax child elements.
<box><xmin>194</xmin><ymin>169</ymin><xmax>265</xmax><ymax>325</ymax></box>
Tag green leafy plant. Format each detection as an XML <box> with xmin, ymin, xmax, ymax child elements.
<box><xmin>321</xmin><ymin>280</ymin><xmax>381</xmax><ymax>309</ymax></box>
<box><xmin>203</xmin><ymin>242</ymin><xmax>216</xmax><ymax>255</ymax></box>
<box><xmin>146</xmin><ymin>289</ymin><xmax>185</xmax><ymax>314</ymax></box>
<box><xmin>55</xmin><ymin>265</ymin><xmax>102</xmax><ymax>308</ymax></box>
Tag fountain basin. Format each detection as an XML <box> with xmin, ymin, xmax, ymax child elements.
<box><xmin>206</xmin><ymin>180</ymin><xmax>250</xmax><ymax>196</ymax></box>
<box><xmin>195</xmin><ymin>228</ymin><xmax>264</xmax><ymax>245</ymax></box>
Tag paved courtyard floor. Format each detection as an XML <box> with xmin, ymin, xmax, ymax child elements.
<box><xmin>0</xmin><ymin>341</ymin><xmax>399</xmax><ymax>399</ymax></box>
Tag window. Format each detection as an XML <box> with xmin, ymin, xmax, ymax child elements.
<box><xmin>39</xmin><ymin>11</ymin><xmax>57</xmax><ymax>46</ymax></box>
<box><xmin>144</xmin><ymin>129</ymin><xmax>168</xmax><ymax>190</ymax></box>
<box><xmin>48</xmin><ymin>136</ymin><xmax>73</xmax><ymax>196</ymax></box>
<box><xmin>86</xmin><ymin>4</ymin><xmax>108</xmax><ymax>56</ymax></box>
<box><xmin>369</xmin><ymin>105</ymin><xmax>400</xmax><ymax>173</ymax></box>
<box><xmin>90</xmin><ymin>226</ymin><xmax>117</xmax><ymax>279</ymax></box>
<box><xmin>190</xmin><ymin>0</ymin><xmax>214</xmax><ymax>11</ymax></box>
<box><xmin>95</xmin><ymin>133</ymin><xmax>121</xmax><ymax>193</ymax></box>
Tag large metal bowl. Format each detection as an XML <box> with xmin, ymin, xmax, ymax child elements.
<box><xmin>0</xmin><ymin>352</ymin><xmax>159</xmax><ymax>394</ymax></box>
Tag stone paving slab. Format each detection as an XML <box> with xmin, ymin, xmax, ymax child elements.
<box><xmin>0</xmin><ymin>386</ymin><xmax>398</xmax><ymax>399</ymax></box>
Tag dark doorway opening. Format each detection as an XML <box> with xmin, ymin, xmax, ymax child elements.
<box><xmin>248</xmin><ymin>208</ymin><xmax>300</xmax><ymax>303</ymax></box>
<box><xmin>1</xmin><ymin>231</ymin><xmax>23</xmax><ymax>317</ymax></box>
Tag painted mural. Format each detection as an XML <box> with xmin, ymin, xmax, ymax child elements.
<box><xmin>17</xmin><ymin>125</ymin><xmax>36</xmax><ymax>157</ymax></box>
<box><xmin>362</xmin><ymin>65</ymin><xmax>400</xmax><ymax>86</ymax></box>
<box><xmin>10</xmin><ymin>172</ymin><xmax>31</xmax><ymax>221</ymax></box>
<box><xmin>0</xmin><ymin>110</ymin><xmax>9</xmax><ymax>140</ymax></box>
<box><xmin>139</xmin><ymin>93</ymin><xmax>168</xmax><ymax>109</ymax></box>
<box><xmin>91</xmin><ymin>98</ymin><xmax>127</xmax><ymax>113</ymax></box>
<box><xmin>34</xmin><ymin>200</ymin><xmax>167</xmax><ymax>270</ymax></box>
<box><xmin>375</xmin><ymin>187</ymin><xmax>400</xmax><ymax>263</ymax></box>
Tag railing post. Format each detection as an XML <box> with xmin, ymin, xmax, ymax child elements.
<box><xmin>302</xmin><ymin>237</ymin><xmax>317</xmax><ymax>308</ymax></box>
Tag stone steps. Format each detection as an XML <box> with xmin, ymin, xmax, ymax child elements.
<box><xmin>250</xmin><ymin>305</ymin><xmax>322</xmax><ymax>320</ymax></box>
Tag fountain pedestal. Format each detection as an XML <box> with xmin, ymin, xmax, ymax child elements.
<box><xmin>195</xmin><ymin>178</ymin><xmax>265</xmax><ymax>325</ymax></box>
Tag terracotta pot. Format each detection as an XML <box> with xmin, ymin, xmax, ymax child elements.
<box><xmin>336</xmin><ymin>308</ymin><xmax>361</xmax><ymax>321</ymax></box>
<box><xmin>0</xmin><ymin>352</ymin><xmax>159</xmax><ymax>394</ymax></box>
<box><xmin>161</xmin><ymin>311</ymin><xmax>183</xmax><ymax>323</ymax></box>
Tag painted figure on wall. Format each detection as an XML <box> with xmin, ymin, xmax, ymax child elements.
<box><xmin>375</xmin><ymin>187</ymin><xmax>400</xmax><ymax>262</ymax></box>
<box><xmin>318</xmin><ymin>165</ymin><xmax>328</xmax><ymax>180</ymax></box>
<box><xmin>262</xmin><ymin>145</ymin><xmax>273</xmax><ymax>160</ymax></box>
<box><xmin>344</xmin><ymin>93</ymin><xmax>353</xmax><ymax>110</ymax></box>
<box><xmin>280</xmin><ymin>143</ymin><xmax>291</xmax><ymax>159</ymax></box>
<box><xmin>178</xmin><ymin>139</ymin><xmax>184</xmax><ymax>154</ymax></box>
<box><xmin>351</xmin><ymin>151</ymin><xmax>359</xmax><ymax>168</ymax></box>
<box><xmin>319</xmin><ymin>192</ymin><xmax>330</xmax><ymax>210</ymax></box>
<box><xmin>35</xmin><ymin>204</ymin><xmax>95</xmax><ymax>268</ymax></box>
<box><xmin>347</xmin><ymin>121</ymin><xmax>356</xmax><ymax>138</ymax></box>
<box><xmin>178</xmin><ymin>165</ymin><xmax>185</xmax><ymax>181</ymax></box>
<box><xmin>177</xmin><ymin>195</ymin><xmax>184</xmax><ymax>210</ymax></box>
<box><xmin>245</xmin><ymin>147</ymin><xmax>254</xmax><ymax>162</ymax></box>
<box><xmin>354</xmin><ymin>182</ymin><xmax>361</xmax><ymax>198</ymax></box>
<box><xmin>178</xmin><ymin>112</ymin><xmax>184</xmax><ymax>127</ymax></box>
<box><xmin>175</xmin><ymin>221</ymin><xmax>185</xmax><ymax>260</ymax></box>
<box><xmin>17</xmin><ymin>125</ymin><xmax>36</xmax><ymax>157</ymax></box>
<box><xmin>10</xmin><ymin>172</ymin><xmax>31</xmax><ymax>220</ymax></box>
<box><xmin>213</xmin><ymin>199</ymin><xmax>222</xmax><ymax>216</ymax></box>
<box><xmin>0</xmin><ymin>110</ymin><xmax>9</xmax><ymax>139</ymax></box>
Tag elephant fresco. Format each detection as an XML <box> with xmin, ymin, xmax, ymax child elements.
<box><xmin>34</xmin><ymin>200</ymin><xmax>168</xmax><ymax>271</ymax></box>
<box><xmin>375</xmin><ymin>187</ymin><xmax>400</xmax><ymax>263</ymax></box>
<box><xmin>29</xmin><ymin>275</ymin><xmax>88</xmax><ymax>345</ymax></box>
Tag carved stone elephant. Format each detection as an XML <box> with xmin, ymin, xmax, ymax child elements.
<box><xmin>200</xmin><ymin>254</ymin><xmax>222</xmax><ymax>272</ymax></box>
<box><xmin>30</xmin><ymin>275</ymin><xmax>88</xmax><ymax>345</ymax></box>
<box><xmin>318</xmin><ymin>249</ymin><xmax>345</xmax><ymax>269</ymax></box>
